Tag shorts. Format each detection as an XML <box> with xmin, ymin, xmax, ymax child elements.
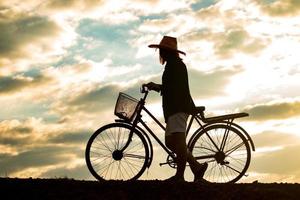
<box><xmin>165</xmin><ymin>112</ymin><xmax>189</xmax><ymax>136</ymax></box>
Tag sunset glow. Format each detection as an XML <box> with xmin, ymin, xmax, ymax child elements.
<box><xmin>1</xmin><ymin>0</ymin><xmax>300</xmax><ymax>182</ymax></box>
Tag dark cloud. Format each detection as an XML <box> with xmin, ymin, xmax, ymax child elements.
<box><xmin>68</xmin><ymin>84</ymin><xmax>120</xmax><ymax>113</ymax></box>
<box><xmin>49</xmin><ymin>130</ymin><xmax>90</xmax><ymax>144</ymax></box>
<box><xmin>0</xmin><ymin>117</ymin><xmax>87</xmax><ymax>148</ymax></box>
<box><xmin>0</xmin><ymin>126</ymin><xmax>33</xmax><ymax>148</ymax></box>
<box><xmin>0</xmin><ymin>123</ymin><xmax>35</xmax><ymax>146</ymax></box>
<box><xmin>0</xmin><ymin>145</ymin><xmax>75</xmax><ymax>175</ymax></box>
<box><xmin>0</xmin><ymin>73</ymin><xmax>52</xmax><ymax>94</ymax></box>
<box><xmin>64</xmin><ymin>74</ymin><xmax>161</xmax><ymax>115</ymax></box>
<box><xmin>44</xmin><ymin>0</ymin><xmax>104</xmax><ymax>11</ymax></box>
<box><xmin>255</xmin><ymin>0</ymin><xmax>300</xmax><ymax>16</ymax></box>
<box><xmin>0</xmin><ymin>137</ymin><xmax>30</xmax><ymax>146</ymax></box>
<box><xmin>39</xmin><ymin>164</ymin><xmax>92</xmax><ymax>179</ymax></box>
<box><xmin>242</xmin><ymin>101</ymin><xmax>300</xmax><ymax>121</ymax></box>
<box><xmin>0</xmin><ymin>15</ymin><xmax>61</xmax><ymax>58</ymax></box>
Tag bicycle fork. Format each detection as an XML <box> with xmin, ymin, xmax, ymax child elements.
<box><xmin>120</xmin><ymin>125</ymin><xmax>135</xmax><ymax>152</ymax></box>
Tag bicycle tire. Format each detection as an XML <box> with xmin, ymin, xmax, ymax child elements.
<box><xmin>85</xmin><ymin>123</ymin><xmax>149</xmax><ymax>181</ymax></box>
<box><xmin>189</xmin><ymin>124</ymin><xmax>251</xmax><ymax>183</ymax></box>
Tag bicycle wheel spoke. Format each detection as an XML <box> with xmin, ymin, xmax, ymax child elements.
<box><xmin>123</xmin><ymin>158</ymin><xmax>139</xmax><ymax>177</ymax></box>
<box><xmin>124</xmin><ymin>139</ymin><xmax>143</xmax><ymax>152</ymax></box>
<box><xmin>225</xmin><ymin>141</ymin><xmax>245</xmax><ymax>156</ymax></box>
<box><xmin>227</xmin><ymin>155</ymin><xmax>246</xmax><ymax>166</ymax></box>
<box><xmin>224</xmin><ymin>163</ymin><xmax>243</xmax><ymax>174</ymax></box>
<box><xmin>90</xmin><ymin>145</ymin><xmax>111</xmax><ymax>153</ymax></box>
<box><xmin>120</xmin><ymin>160</ymin><xmax>133</xmax><ymax>179</ymax></box>
<box><xmin>99</xmin><ymin>134</ymin><xmax>113</xmax><ymax>153</ymax></box>
<box><xmin>86</xmin><ymin>124</ymin><xmax>149</xmax><ymax>181</ymax></box>
<box><xmin>98</xmin><ymin>159</ymin><xmax>114</xmax><ymax>178</ymax></box>
<box><xmin>220</xmin><ymin>127</ymin><xmax>230</xmax><ymax>151</ymax></box>
<box><xmin>225</xmin><ymin>134</ymin><xmax>240</xmax><ymax>152</ymax></box>
<box><xmin>190</xmin><ymin>124</ymin><xmax>251</xmax><ymax>183</ymax></box>
<box><xmin>91</xmin><ymin>155</ymin><xmax>111</xmax><ymax>164</ymax></box>
<box><xmin>124</xmin><ymin>153</ymin><xmax>146</xmax><ymax>159</ymax></box>
<box><xmin>106</xmin><ymin>129</ymin><xmax>118</xmax><ymax>150</ymax></box>
<box><xmin>90</xmin><ymin>149</ymin><xmax>111</xmax><ymax>156</ymax></box>
<box><xmin>117</xmin><ymin>127</ymin><xmax>122</xmax><ymax>149</ymax></box>
<box><xmin>194</xmin><ymin>146</ymin><xmax>217</xmax><ymax>153</ymax></box>
<box><xmin>202</xmin><ymin>133</ymin><xmax>219</xmax><ymax>152</ymax></box>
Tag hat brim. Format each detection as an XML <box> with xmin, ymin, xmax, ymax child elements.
<box><xmin>148</xmin><ymin>44</ymin><xmax>186</xmax><ymax>55</ymax></box>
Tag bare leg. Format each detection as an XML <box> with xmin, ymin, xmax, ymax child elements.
<box><xmin>165</xmin><ymin>133</ymin><xmax>187</xmax><ymax>179</ymax></box>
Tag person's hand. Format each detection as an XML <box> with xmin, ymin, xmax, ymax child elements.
<box><xmin>144</xmin><ymin>82</ymin><xmax>161</xmax><ymax>92</ymax></box>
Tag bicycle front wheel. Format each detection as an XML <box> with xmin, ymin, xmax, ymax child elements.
<box><xmin>189</xmin><ymin>124</ymin><xmax>251</xmax><ymax>183</ymax></box>
<box><xmin>85</xmin><ymin>123</ymin><xmax>149</xmax><ymax>181</ymax></box>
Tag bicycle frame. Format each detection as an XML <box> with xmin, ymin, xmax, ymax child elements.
<box><xmin>120</xmin><ymin>89</ymin><xmax>255</xmax><ymax>167</ymax></box>
<box><xmin>140</xmin><ymin>108</ymin><xmax>226</xmax><ymax>164</ymax></box>
<box><xmin>120</xmin><ymin>90</ymin><xmax>176</xmax><ymax>160</ymax></box>
<box><xmin>119</xmin><ymin>90</ymin><xmax>217</xmax><ymax>162</ymax></box>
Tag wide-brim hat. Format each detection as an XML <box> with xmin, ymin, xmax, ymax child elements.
<box><xmin>148</xmin><ymin>36</ymin><xmax>186</xmax><ymax>55</ymax></box>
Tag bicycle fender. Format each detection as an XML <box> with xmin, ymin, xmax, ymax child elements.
<box><xmin>188</xmin><ymin>122</ymin><xmax>255</xmax><ymax>151</ymax></box>
<box><xmin>226</xmin><ymin>122</ymin><xmax>255</xmax><ymax>151</ymax></box>
<box><xmin>113</xmin><ymin>120</ymin><xmax>154</xmax><ymax>167</ymax></box>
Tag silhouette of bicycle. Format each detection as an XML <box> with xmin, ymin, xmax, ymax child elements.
<box><xmin>85</xmin><ymin>85</ymin><xmax>255</xmax><ymax>183</ymax></box>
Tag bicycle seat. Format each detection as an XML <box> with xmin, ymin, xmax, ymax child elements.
<box><xmin>194</xmin><ymin>106</ymin><xmax>205</xmax><ymax>114</ymax></box>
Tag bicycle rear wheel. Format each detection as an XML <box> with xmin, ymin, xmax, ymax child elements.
<box><xmin>85</xmin><ymin>123</ymin><xmax>149</xmax><ymax>181</ymax></box>
<box><xmin>189</xmin><ymin>124</ymin><xmax>251</xmax><ymax>183</ymax></box>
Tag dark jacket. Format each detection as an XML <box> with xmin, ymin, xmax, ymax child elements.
<box><xmin>161</xmin><ymin>57</ymin><xmax>195</xmax><ymax>122</ymax></box>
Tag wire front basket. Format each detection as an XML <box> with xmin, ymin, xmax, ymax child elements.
<box><xmin>114</xmin><ymin>92</ymin><xmax>139</xmax><ymax>122</ymax></box>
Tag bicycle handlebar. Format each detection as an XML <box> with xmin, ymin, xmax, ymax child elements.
<box><xmin>140</xmin><ymin>84</ymin><xmax>149</xmax><ymax>93</ymax></box>
<box><xmin>140</xmin><ymin>84</ymin><xmax>149</xmax><ymax>101</ymax></box>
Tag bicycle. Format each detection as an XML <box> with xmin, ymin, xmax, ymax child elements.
<box><xmin>85</xmin><ymin>86</ymin><xmax>255</xmax><ymax>183</ymax></box>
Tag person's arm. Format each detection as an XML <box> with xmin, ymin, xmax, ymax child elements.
<box><xmin>144</xmin><ymin>82</ymin><xmax>162</xmax><ymax>92</ymax></box>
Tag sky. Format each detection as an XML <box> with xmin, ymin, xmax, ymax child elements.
<box><xmin>0</xmin><ymin>0</ymin><xmax>300</xmax><ymax>183</ymax></box>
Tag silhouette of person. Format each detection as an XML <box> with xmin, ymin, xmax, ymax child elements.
<box><xmin>145</xmin><ymin>36</ymin><xmax>208</xmax><ymax>182</ymax></box>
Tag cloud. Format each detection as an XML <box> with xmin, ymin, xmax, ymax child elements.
<box><xmin>66</xmin><ymin>84</ymin><xmax>120</xmax><ymax>113</ymax></box>
<box><xmin>0</xmin><ymin>145</ymin><xmax>76</xmax><ymax>176</ymax></box>
<box><xmin>0</xmin><ymin>16</ymin><xmax>58</xmax><ymax>55</ymax></box>
<box><xmin>189</xmin><ymin>66</ymin><xmax>243</xmax><ymax>98</ymax></box>
<box><xmin>0</xmin><ymin>73</ymin><xmax>53</xmax><ymax>94</ymax></box>
<box><xmin>52</xmin><ymin>63</ymin><xmax>244</xmax><ymax>119</ymax></box>
<box><xmin>39</xmin><ymin>163</ymin><xmax>91</xmax><ymax>179</ymax></box>
<box><xmin>48</xmin><ymin>131</ymin><xmax>90</xmax><ymax>144</ymax></box>
<box><xmin>252</xmin><ymin>131</ymin><xmax>300</xmax><ymax>148</ymax></box>
<box><xmin>0</xmin><ymin>0</ymin><xmax>299</xmax><ymax>181</ymax></box>
<box><xmin>40</xmin><ymin>0</ymin><xmax>192</xmax><ymax>25</ymax></box>
<box><xmin>184</xmin><ymin>26</ymin><xmax>269</xmax><ymax>58</ymax></box>
<box><xmin>0</xmin><ymin>9</ymin><xmax>76</xmax><ymax>75</ymax></box>
<box><xmin>138</xmin><ymin>17</ymin><xmax>177</xmax><ymax>33</ymax></box>
<box><xmin>43</xmin><ymin>0</ymin><xmax>104</xmax><ymax>11</ymax></box>
<box><xmin>0</xmin><ymin>119</ymin><xmax>39</xmax><ymax>150</ymax></box>
<box><xmin>0</xmin><ymin>130</ymin><xmax>34</xmax><ymax>149</ymax></box>
<box><xmin>251</xmin><ymin>144</ymin><xmax>300</xmax><ymax>175</ymax></box>
<box><xmin>0</xmin><ymin>117</ymin><xmax>90</xmax><ymax>177</ymax></box>
<box><xmin>0</xmin><ymin>117</ymin><xmax>88</xmax><ymax>150</ymax></box>
<box><xmin>49</xmin><ymin>65</ymin><xmax>161</xmax><ymax>116</ymax></box>
<box><xmin>214</xmin><ymin>27</ymin><xmax>269</xmax><ymax>57</ymax></box>
<box><xmin>255</xmin><ymin>0</ymin><xmax>300</xmax><ymax>17</ymax></box>
<box><xmin>243</xmin><ymin>100</ymin><xmax>300</xmax><ymax>121</ymax></box>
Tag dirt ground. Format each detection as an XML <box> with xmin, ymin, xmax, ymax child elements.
<box><xmin>1</xmin><ymin>178</ymin><xmax>300</xmax><ymax>200</ymax></box>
